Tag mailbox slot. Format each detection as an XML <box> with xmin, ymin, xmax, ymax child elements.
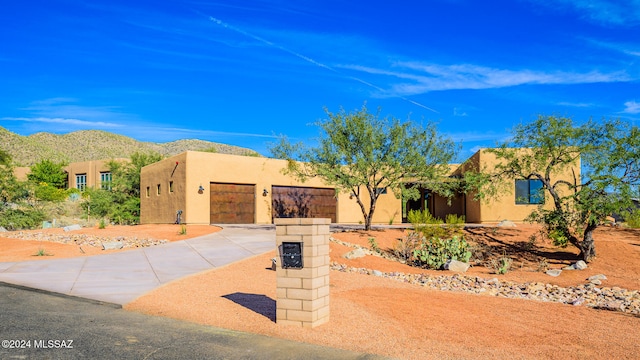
<box><xmin>281</xmin><ymin>242</ymin><xmax>303</xmax><ymax>269</ymax></box>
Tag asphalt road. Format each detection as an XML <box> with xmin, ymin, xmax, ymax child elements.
<box><xmin>0</xmin><ymin>283</ymin><xmax>387</xmax><ymax>360</ymax></box>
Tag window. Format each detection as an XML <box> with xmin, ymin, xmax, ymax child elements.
<box><xmin>169</xmin><ymin>181</ymin><xmax>174</xmax><ymax>193</ymax></box>
<box><xmin>515</xmin><ymin>179</ymin><xmax>544</xmax><ymax>205</ymax></box>
<box><xmin>146</xmin><ymin>186</ymin><xmax>150</xmax><ymax>197</ymax></box>
<box><xmin>100</xmin><ymin>172</ymin><xmax>112</xmax><ymax>190</ymax></box>
<box><xmin>157</xmin><ymin>184</ymin><xmax>161</xmax><ymax>195</ymax></box>
<box><xmin>376</xmin><ymin>187</ymin><xmax>388</xmax><ymax>195</ymax></box>
<box><xmin>76</xmin><ymin>174</ymin><xmax>87</xmax><ymax>191</ymax></box>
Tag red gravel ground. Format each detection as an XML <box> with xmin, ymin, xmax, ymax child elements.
<box><xmin>2</xmin><ymin>224</ymin><xmax>639</xmax><ymax>359</ymax></box>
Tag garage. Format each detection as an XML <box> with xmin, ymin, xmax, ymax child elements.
<box><xmin>210</xmin><ymin>183</ymin><xmax>255</xmax><ymax>224</ymax></box>
<box><xmin>272</xmin><ymin>186</ymin><xmax>336</xmax><ymax>222</ymax></box>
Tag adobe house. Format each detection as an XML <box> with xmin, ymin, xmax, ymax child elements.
<box><xmin>139</xmin><ymin>149</ymin><xmax>580</xmax><ymax>225</ymax></box>
<box><xmin>139</xmin><ymin>151</ymin><xmax>401</xmax><ymax>225</ymax></box>
<box><xmin>14</xmin><ymin>159</ymin><xmax>127</xmax><ymax>191</ymax></box>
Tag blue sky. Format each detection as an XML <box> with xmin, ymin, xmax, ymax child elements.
<box><xmin>1</xmin><ymin>0</ymin><xmax>639</xmax><ymax>160</ymax></box>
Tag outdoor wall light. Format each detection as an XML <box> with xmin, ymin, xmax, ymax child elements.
<box><xmin>198</xmin><ymin>185</ymin><xmax>205</xmax><ymax>193</ymax></box>
<box><xmin>262</xmin><ymin>188</ymin><xmax>269</xmax><ymax>197</ymax></box>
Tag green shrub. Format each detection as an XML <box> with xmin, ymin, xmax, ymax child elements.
<box><xmin>548</xmin><ymin>228</ymin><xmax>569</xmax><ymax>247</ymax></box>
<box><xmin>407</xmin><ymin>209</ymin><xmax>442</xmax><ymax>226</ymax></box>
<box><xmin>445</xmin><ymin>213</ymin><xmax>465</xmax><ymax>225</ymax></box>
<box><xmin>624</xmin><ymin>209</ymin><xmax>640</xmax><ymax>228</ymax></box>
<box><xmin>34</xmin><ymin>183</ymin><xmax>68</xmax><ymax>202</ymax></box>
<box><xmin>489</xmin><ymin>255</ymin><xmax>512</xmax><ymax>274</ymax></box>
<box><xmin>412</xmin><ymin>236</ymin><xmax>472</xmax><ymax>270</ymax></box>
<box><xmin>0</xmin><ymin>208</ymin><xmax>46</xmax><ymax>230</ymax></box>
<box><xmin>368</xmin><ymin>237</ymin><xmax>381</xmax><ymax>254</ymax></box>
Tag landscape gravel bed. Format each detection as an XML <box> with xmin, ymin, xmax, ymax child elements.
<box><xmin>3</xmin><ymin>231</ymin><xmax>168</xmax><ymax>249</ymax></box>
<box><xmin>330</xmin><ymin>262</ymin><xmax>640</xmax><ymax>316</ymax></box>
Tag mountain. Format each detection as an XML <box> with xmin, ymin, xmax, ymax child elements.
<box><xmin>0</xmin><ymin>126</ymin><xmax>261</xmax><ymax>166</ymax></box>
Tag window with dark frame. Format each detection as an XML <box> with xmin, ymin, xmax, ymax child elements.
<box><xmin>515</xmin><ymin>179</ymin><xmax>545</xmax><ymax>205</ymax></box>
<box><xmin>76</xmin><ymin>174</ymin><xmax>87</xmax><ymax>191</ymax></box>
<box><xmin>100</xmin><ymin>172</ymin><xmax>112</xmax><ymax>190</ymax></box>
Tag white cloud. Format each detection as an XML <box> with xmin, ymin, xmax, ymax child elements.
<box><xmin>341</xmin><ymin>62</ymin><xmax>630</xmax><ymax>97</ymax></box>
<box><xmin>1</xmin><ymin>117</ymin><xmax>122</xmax><ymax>128</ymax></box>
<box><xmin>526</xmin><ymin>0</ymin><xmax>640</xmax><ymax>26</ymax></box>
<box><xmin>453</xmin><ymin>108</ymin><xmax>468</xmax><ymax>117</ymax></box>
<box><xmin>557</xmin><ymin>101</ymin><xmax>595</xmax><ymax>108</ymax></box>
<box><xmin>623</xmin><ymin>100</ymin><xmax>640</xmax><ymax>114</ymax></box>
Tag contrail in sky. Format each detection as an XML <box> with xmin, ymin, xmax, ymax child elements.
<box><xmin>208</xmin><ymin>16</ymin><xmax>438</xmax><ymax>113</ymax></box>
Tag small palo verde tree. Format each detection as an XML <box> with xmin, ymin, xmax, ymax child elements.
<box><xmin>465</xmin><ymin>115</ymin><xmax>640</xmax><ymax>262</ymax></box>
<box><xmin>270</xmin><ymin>104</ymin><xmax>458</xmax><ymax>230</ymax></box>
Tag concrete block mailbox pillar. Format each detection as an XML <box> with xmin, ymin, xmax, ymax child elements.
<box><xmin>274</xmin><ymin>218</ymin><xmax>330</xmax><ymax>328</ymax></box>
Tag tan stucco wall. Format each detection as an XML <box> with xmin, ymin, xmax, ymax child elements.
<box><xmin>468</xmin><ymin>149</ymin><xmax>581</xmax><ymax>223</ymax></box>
<box><xmin>140</xmin><ymin>153</ymin><xmax>188</xmax><ymax>224</ymax></box>
<box><xmin>140</xmin><ymin>148</ymin><xmax>580</xmax><ymax>225</ymax></box>
<box><xmin>65</xmin><ymin>159</ymin><xmax>122</xmax><ymax>189</ymax></box>
<box><xmin>13</xmin><ymin>167</ymin><xmax>30</xmax><ymax>181</ymax></box>
<box><xmin>140</xmin><ymin>151</ymin><xmax>402</xmax><ymax>225</ymax></box>
<box><xmin>14</xmin><ymin>159</ymin><xmax>126</xmax><ymax>189</ymax></box>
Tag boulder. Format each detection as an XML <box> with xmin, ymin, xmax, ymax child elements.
<box><xmin>575</xmin><ymin>260</ymin><xmax>588</xmax><ymax>270</ymax></box>
<box><xmin>63</xmin><ymin>224</ymin><xmax>82</xmax><ymax>232</ymax></box>
<box><xmin>0</xmin><ymin>226</ymin><xmax>6</xmax><ymax>232</ymax></box>
<box><xmin>343</xmin><ymin>248</ymin><xmax>366</xmax><ymax>259</ymax></box>
<box><xmin>102</xmin><ymin>242</ymin><xmax>124</xmax><ymax>250</ymax></box>
<box><xmin>546</xmin><ymin>269</ymin><xmax>562</xmax><ymax>277</ymax></box>
<box><xmin>588</xmin><ymin>274</ymin><xmax>607</xmax><ymax>282</ymax></box>
<box><xmin>497</xmin><ymin>220</ymin><xmax>517</xmax><ymax>227</ymax></box>
<box><xmin>444</xmin><ymin>259</ymin><xmax>470</xmax><ymax>273</ymax></box>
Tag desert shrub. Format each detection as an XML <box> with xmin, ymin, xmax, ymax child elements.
<box><xmin>407</xmin><ymin>209</ymin><xmax>447</xmax><ymax>239</ymax></box>
<box><xmin>412</xmin><ymin>236</ymin><xmax>472</xmax><ymax>270</ymax></box>
<box><xmin>528</xmin><ymin>208</ymin><xmax>573</xmax><ymax>247</ymax></box>
<box><xmin>33</xmin><ymin>183</ymin><xmax>68</xmax><ymax>202</ymax></box>
<box><xmin>0</xmin><ymin>207</ymin><xmax>46</xmax><ymax>230</ymax></box>
<box><xmin>624</xmin><ymin>209</ymin><xmax>640</xmax><ymax>228</ymax></box>
<box><xmin>368</xmin><ymin>237</ymin><xmax>381</xmax><ymax>254</ymax></box>
<box><xmin>392</xmin><ymin>232</ymin><xmax>420</xmax><ymax>263</ymax></box>
<box><xmin>489</xmin><ymin>254</ymin><xmax>513</xmax><ymax>274</ymax></box>
<box><xmin>445</xmin><ymin>213</ymin><xmax>465</xmax><ymax>237</ymax></box>
<box><xmin>81</xmin><ymin>188</ymin><xmax>115</xmax><ymax>219</ymax></box>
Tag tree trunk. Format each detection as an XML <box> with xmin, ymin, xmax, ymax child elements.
<box><xmin>580</xmin><ymin>223</ymin><xmax>598</xmax><ymax>262</ymax></box>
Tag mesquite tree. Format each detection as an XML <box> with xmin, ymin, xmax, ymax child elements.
<box><xmin>468</xmin><ymin>115</ymin><xmax>640</xmax><ymax>262</ymax></box>
<box><xmin>270</xmin><ymin>104</ymin><xmax>457</xmax><ymax>230</ymax></box>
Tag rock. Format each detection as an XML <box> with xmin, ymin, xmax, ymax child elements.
<box><xmin>42</xmin><ymin>221</ymin><xmax>53</xmax><ymax>229</ymax></box>
<box><xmin>444</xmin><ymin>259</ymin><xmax>470</xmax><ymax>273</ymax></box>
<box><xmin>497</xmin><ymin>220</ymin><xmax>517</xmax><ymax>227</ymax></box>
<box><xmin>63</xmin><ymin>224</ymin><xmax>82</xmax><ymax>232</ymax></box>
<box><xmin>372</xmin><ymin>270</ymin><xmax>383</xmax><ymax>277</ymax></box>
<box><xmin>571</xmin><ymin>298</ymin><xmax>584</xmax><ymax>306</ymax></box>
<box><xmin>546</xmin><ymin>269</ymin><xmax>562</xmax><ymax>277</ymax></box>
<box><xmin>102</xmin><ymin>242</ymin><xmax>124</xmax><ymax>250</ymax></box>
<box><xmin>588</xmin><ymin>274</ymin><xmax>607</xmax><ymax>281</ymax></box>
<box><xmin>590</xmin><ymin>279</ymin><xmax>602</xmax><ymax>286</ymax></box>
<box><xmin>575</xmin><ymin>260</ymin><xmax>588</xmax><ymax>270</ymax></box>
<box><xmin>563</xmin><ymin>264</ymin><xmax>576</xmax><ymax>270</ymax></box>
<box><xmin>0</xmin><ymin>226</ymin><xmax>6</xmax><ymax>232</ymax></box>
<box><xmin>343</xmin><ymin>248</ymin><xmax>366</xmax><ymax>259</ymax></box>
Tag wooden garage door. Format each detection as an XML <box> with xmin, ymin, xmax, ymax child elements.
<box><xmin>272</xmin><ymin>186</ymin><xmax>336</xmax><ymax>223</ymax></box>
<box><xmin>210</xmin><ymin>183</ymin><xmax>255</xmax><ymax>224</ymax></box>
